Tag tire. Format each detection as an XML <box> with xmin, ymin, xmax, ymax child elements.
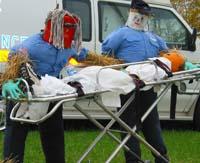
<box><xmin>193</xmin><ymin>96</ymin><xmax>200</xmax><ymax>131</ymax></box>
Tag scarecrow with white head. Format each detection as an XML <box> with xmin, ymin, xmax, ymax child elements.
<box><xmin>126</xmin><ymin>0</ymin><xmax>151</xmax><ymax>31</ymax></box>
<box><xmin>102</xmin><ymin>0</ymin><xmax>169</xmax><ymax>162</ymax></box>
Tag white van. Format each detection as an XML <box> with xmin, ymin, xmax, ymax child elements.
<box><xmin>0</xmin><ymin>0</ymin><xmax>200</xmax><ymax>129</ymax></box>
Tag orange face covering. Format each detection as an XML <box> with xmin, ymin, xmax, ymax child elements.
<box><xmin>43</xmin><ymin>14</ymin><xmax>79</xmax><ymax>48</ymax></box>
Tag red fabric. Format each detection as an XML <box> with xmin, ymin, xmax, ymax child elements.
<box><xmin>43</xmin><ymin>14</ymin><xmax>79</xmax><ymax>48</ymax></box>
<box><xmin>43</xmin><ymin>20</ymin><xmax>52</xmax><ymax>43</ymax></box>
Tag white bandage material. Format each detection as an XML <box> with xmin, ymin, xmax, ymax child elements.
<box><xmin>16</xmin><ymin>75</ymin><xmax>76</xmax><ymax>120</ymax></box>
<box><xmin>62</xmin><ymin>74</ymin><xmax>98</xmax><ymax>94</ymax></box>
<box><xmin>125</xmin><ymin>57</ymin><xmax>171</xmax><ymax>82</ymax></box>
<box><xmin>77</xmin><ymin>66</ymin><xmax>135</xmax><ymax>107</ymax></box>
<box><xmin>33</xmin><ymin>74</ymin><xmax>76</xmax><ymax>97</ymax></box>
<box><xmin>78</xmin><ymin>66</ymin><xmax>135</xmax><ymax>94</ymax></box>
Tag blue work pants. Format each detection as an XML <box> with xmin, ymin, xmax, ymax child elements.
<box><xmin>3</xmin><ymin>101</ymin><xmax>65</xmax><ymax>163</ymax></box>
<box><xmin>119</xmin><ymin>88</ymin><xmax>168</xmax><ymax>163</ymax></box>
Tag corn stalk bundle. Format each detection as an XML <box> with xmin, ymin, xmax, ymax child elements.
<box><xmin>80</xmin><ymin>51</ymin><xmax>123</xmax><ymax>66</ymax></box>
<box><xmin>0</xmin><ymin>51</ymin><xmax>31</xmax><ymax>85</ymax></box>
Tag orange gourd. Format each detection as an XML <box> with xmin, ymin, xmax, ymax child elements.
<box><xmin>160</xmin><ymin>50</ymin><xmax>185</xmax><ymax>72</ymax></box>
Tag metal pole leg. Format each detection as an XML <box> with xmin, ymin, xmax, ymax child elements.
<box><xmin>74</xmin><ymin>98</ymin><xmax>143</xmax><ymax>163</ymax></box>
<box><xmin>95</xmin><ymin>84</ymin><xmax>171</xmax><ymax>163</ymax></box>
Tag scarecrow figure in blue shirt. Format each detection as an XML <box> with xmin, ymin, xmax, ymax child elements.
<box><xmin>3</xmin><ymin>9</ymin><xmax>87</xmax><ymax>163</ymax></box>
<box><xmin>102</xmin><ymin>0</ymin><xmax>169</xmax><ymax>162</ymax></box>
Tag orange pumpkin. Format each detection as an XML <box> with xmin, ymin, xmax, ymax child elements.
<box><xmin>160</xmin><ymin>50</ymin><xmax>185</xmax><ymax>72</ymax></box>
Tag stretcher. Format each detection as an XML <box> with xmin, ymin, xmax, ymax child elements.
<box><xmin>7</xmin><ymin>61</ymin><xmax>200</xmax><ymax>162</ymax></box>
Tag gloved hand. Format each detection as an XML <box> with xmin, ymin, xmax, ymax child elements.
<box><xmin>2</xmin><ymin>79</ymin><xmax>26</xmax><ymax>100</ymax></box>
<box><xmin>184</xmin><ymin>61</ymin><xmax>200</xmax><ymax>70</ymax></box>
<box><xmin>77</xmin><ymin>48</ymin><xmax>89</xmax><ymax>61</ymax></box>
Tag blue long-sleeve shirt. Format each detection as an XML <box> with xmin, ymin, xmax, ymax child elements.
<box><xmin>10</xmin><ymin>33</ymin><xmax>78</xmax><ymax>77</ymax></box>
<box><xmin>102</xmin><ymin>26</ymin><xmax>168</xmax><ymax>63</ymax></box>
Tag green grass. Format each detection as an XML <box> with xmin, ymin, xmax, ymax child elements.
<box><xmin>0</xmin><ymin>130</ymin><xmax>200</xmax><ymax>163</ymax></box>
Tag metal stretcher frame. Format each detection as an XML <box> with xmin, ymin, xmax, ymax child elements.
<box><xmin>8</xmin><ymin>62</ymin><xmax>200</xmax><ymax>162</ymax></box>
<box><xmin>10</xmin><ymin>60</ymin><xmax>157</xmax><ymax>124</ymax></box>
<box><xmin>77</xmin><ymin>69</ymin><xmax>200</xmax><ymax>163</ymax></box>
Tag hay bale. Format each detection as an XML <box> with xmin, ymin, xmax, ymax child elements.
<box><xmin>80</xmin><ymin>51</ymin><xmax>123</xmax><ymax>66</ymax></box>
<box><xmin>0</xmin><ymin>51</ymin><xmax>31</xmax><ymax>85</ymax></box>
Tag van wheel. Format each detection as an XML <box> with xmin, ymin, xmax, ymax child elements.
<box><xmin>193</xmin><ymin>97</ymin><xmax>200</xmax><ymax>131</ymax></box>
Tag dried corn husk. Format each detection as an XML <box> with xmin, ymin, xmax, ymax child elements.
<box><xmin>0</xmin><ymin>160</ymin><xmax>15</xmax><ymax>163</ymax></box>
<box><xmin>80</xmin><ymin>51</ymin><xmax>123</xmax><ymax>66</ymax></box>
<box><xmin>0</xmin><ymin>51</ymin><xmax>31</xmax><ymax>85</ymax></box>
<box><xmin>0</xmin><ymin>158</ymin><xmax>16</xmax><ymax>163</ymax></box>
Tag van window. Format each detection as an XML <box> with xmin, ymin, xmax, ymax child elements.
<box><xmin>63</xmin><ymin>0</ymin><xmax>91</xmax><ymax>41</ymax></box>
<box><xmin>99</xmin><ymin>2</ymin><xmax>190</xmax><ymax>50</ymax></box>
<box><xmin>98</xmin><ymin>2</ymin><xmax>128</xmax><ymax>41</ymax></box>
<box><xmin>149</xmin><ymin>8</ymin><xmax>189</xmax><ymax>50</ymax></box>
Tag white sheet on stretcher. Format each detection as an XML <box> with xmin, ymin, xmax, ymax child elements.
<box><xmin>125</xmin><ymin>57</ymin><xmax>171</xmax><ymax>90</ymax></box>
<box><xmin>16</xmin><ymin>75</ymin><xmax>77</xmax><ymax>120</ymax></box>
<box><xmin>125</xmin><ymin>57</ymin><xmax>171</xmax><ymax>82</ymax></box>
<box><xmin>16</xmin><ymin>67</ymin><xmax>135</xmax><ymax>120</ymax></box>
<box><xmin>65</xmin><ymin>66</ymin><xmax>136</xmax><ymax>107</ymax></box>
<box><xmin>16</xmin><ymin>61</ymin><xmax>170</xmax><ymax>120</ymax></box>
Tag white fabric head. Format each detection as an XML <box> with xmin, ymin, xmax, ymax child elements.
<box><xmin>126</xmin><ymin>11</ymin><xmax>148</xmax><ymax>31</ymax></box>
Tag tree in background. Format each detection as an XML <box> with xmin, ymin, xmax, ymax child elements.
<box><xmin>171</xmin><ymin>0</ymin><xmax>200</xmax><ymax>31</ymax></box>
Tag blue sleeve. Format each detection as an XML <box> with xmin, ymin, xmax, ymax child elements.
<box><xmin>155</xmin><ymin>35</ymin><xmax>168</xmax><ymax>51</ymax></box>
<box><xmin>57</xmin><ymin>48</ymin><xmax>78</xmax><ymax>66</ymax></box>
<box><xmin>58</xmin><ymin>48</ymin><xmax>89</xmax><ymax>62</ymax></box>
<box><xmin>77</xmin><ymin>48</ymin><xmax>89</xmax><ymax>61</ymax></box>
<box><xmin>101</xmin><ymin>28</ymin><xmax>123</xmax><ymax>55</ymax></box>
<box><xmin>8</xmin><ymin>34</ymin><xmax>40</xmax><ymax>59</ymax></box>
<box><xmin>8</xmin><ymin>44</ymin><xmax>29</xmax><ymax>60</ymax></box>
<box><xmin>57</xmin><ymin>48</ymin><xmax>77</xmax><ymax>58</ymax></box>
<box><xmin>10</xmin><ymin>44</ymin><xmax>22</xmax><ymax>52</ymax></box>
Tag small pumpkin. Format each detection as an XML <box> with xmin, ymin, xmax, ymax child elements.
<box><xmin>160</xmin><ymin>50</ymin><xmax>185</xmax><ymax>72</ymax></box>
